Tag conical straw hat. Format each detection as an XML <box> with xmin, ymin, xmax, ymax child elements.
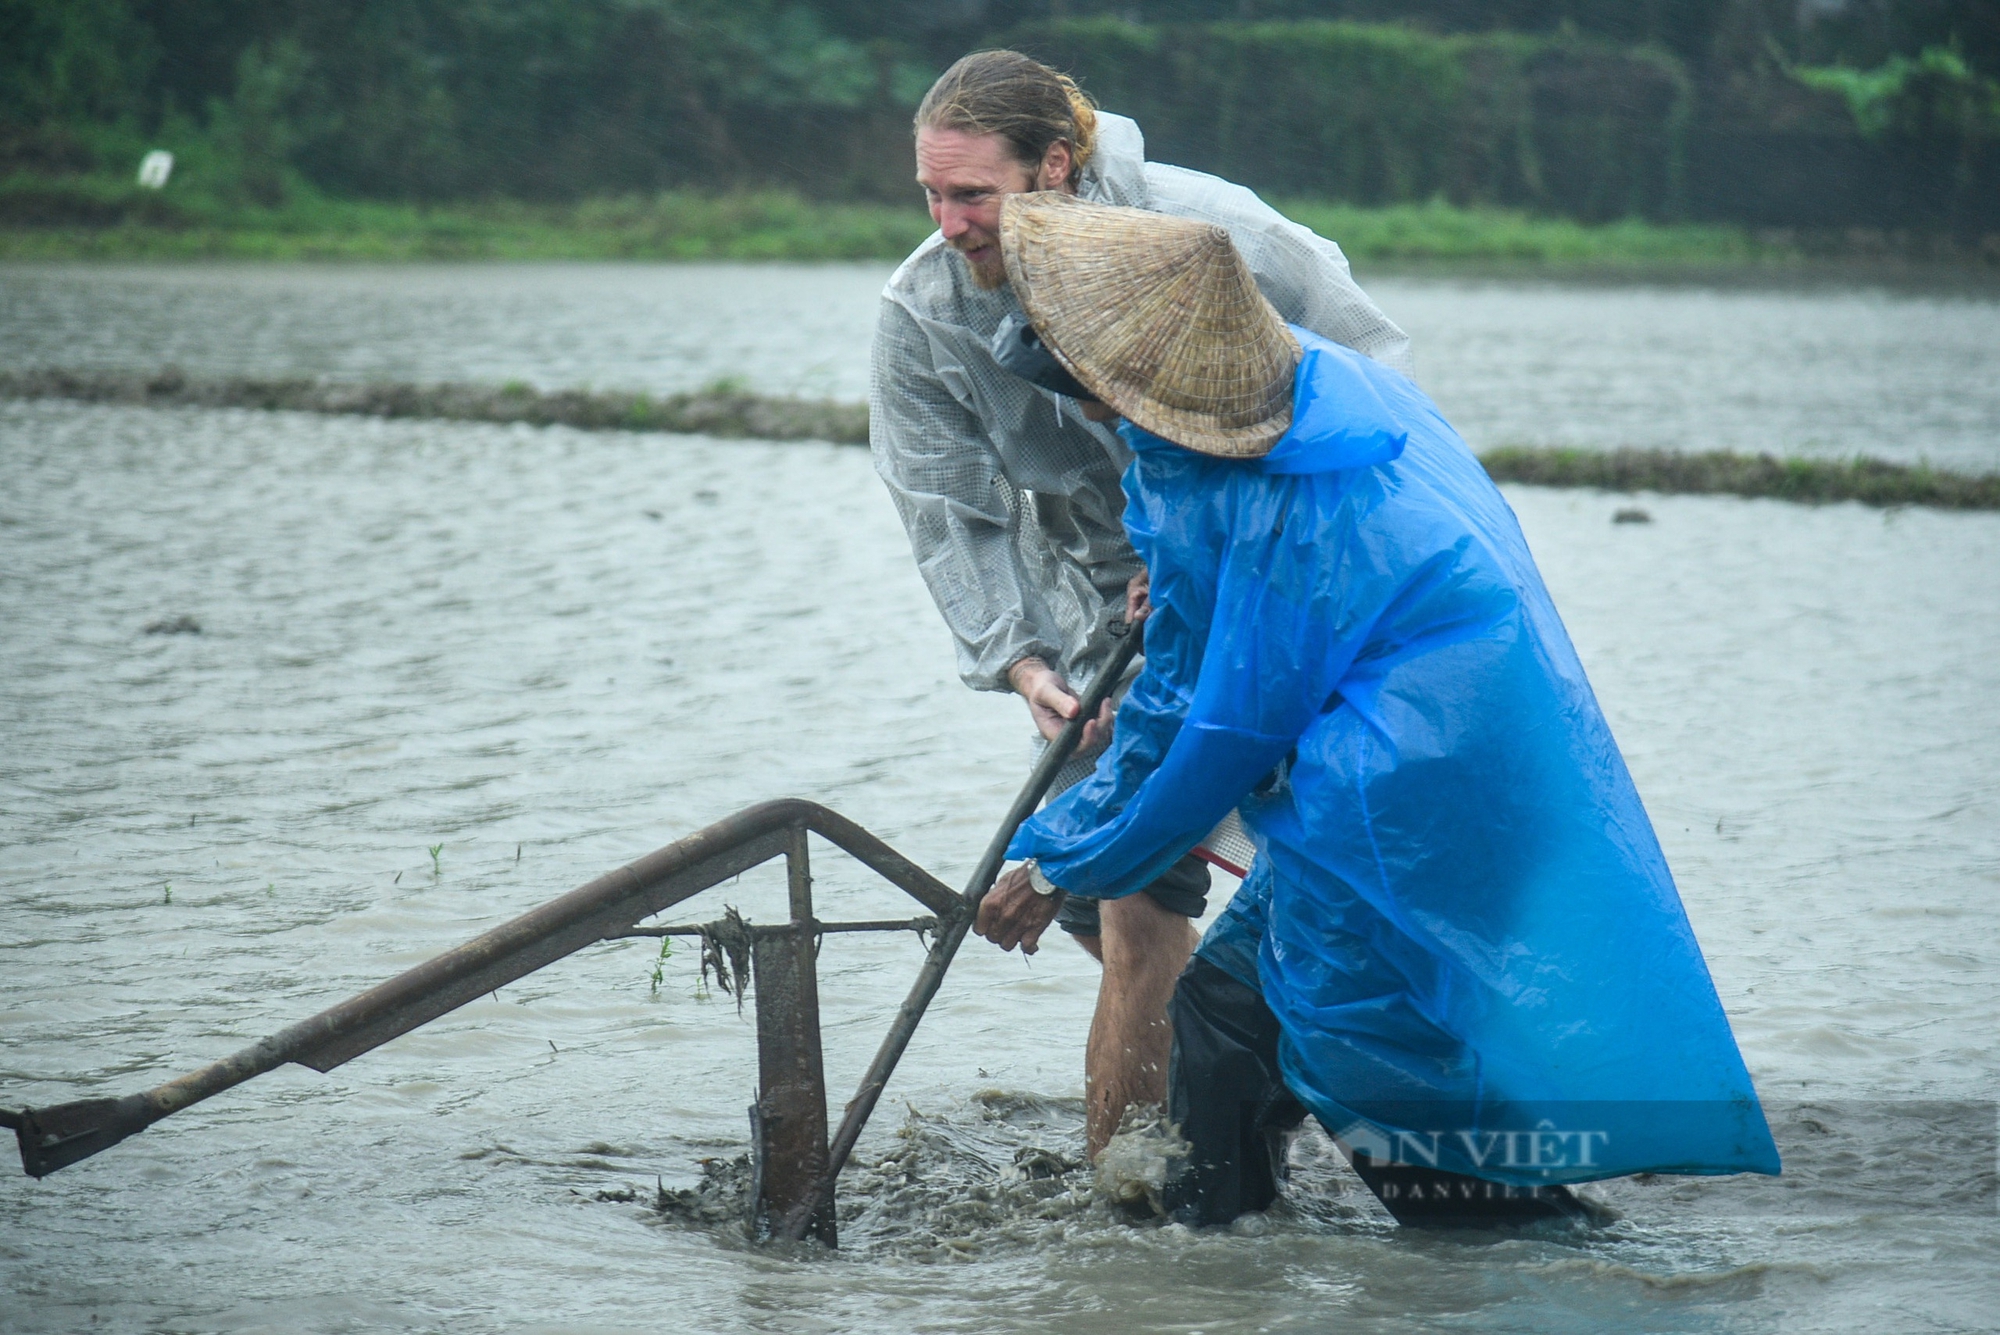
<box><xmin>999</xmin><ymin>191</ymin><xmax>1299</xmax><ymax>458</ymax></box>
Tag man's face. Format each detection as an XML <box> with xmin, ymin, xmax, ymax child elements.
<box><xmin>916</xmin><ymin>128</ymin><xmax>1070</xmax><ymax>290</ymax></box>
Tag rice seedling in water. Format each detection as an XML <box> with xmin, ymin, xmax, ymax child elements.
<box><xmin>428</xmin><ymin>843</ymin><xmax>443</xmax><ymax>876</ymax></box>
<box><xmin>649</xmin><ymin>936</ymin><xmax>674</xmax><ymax>995</ymax></box>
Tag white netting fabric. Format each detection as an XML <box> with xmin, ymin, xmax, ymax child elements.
<box><xmin>1195</xmin><ymin>809</ymin><xmax>1257</xmax><ymax>878</ymax></box>
<box><xmin>870</xmin><ymin>112</ymin><xmax>1412</xmax><ymax>696</ymax></box>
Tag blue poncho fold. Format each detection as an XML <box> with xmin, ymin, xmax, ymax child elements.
<box><xmin>1010</xmin><ymin>329</ymin><xmax>1779</xmax><ymax>1186</ymax></box>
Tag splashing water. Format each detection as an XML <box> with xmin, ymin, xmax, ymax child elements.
<box><xmin>652</xmin><ymin>1095</ymin><xmax>1222</xmax><ymax>1257</ymax></box>
<box><xmin>645</xmin><ymin>1092</ymin><xmax>1410</xmax><ymax>1262</ymax></box>
<box><xmin>1091</xmin><ymin>1104</ymin><xmax>1190</xmax><ymax>1218</ymax></box>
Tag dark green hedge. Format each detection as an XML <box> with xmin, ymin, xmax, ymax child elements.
<box><xmin>1003</xmin><ymin>18</ymin><xmax>1998</xmax><ymax>229</ymax></box>
<box><xmin>2</xmin><ymin>1</ymin><xmax>1994</xmax><ymax>228</ymax></box>
<box><xmin>1005</xmin><ymin>20</ymin><xmax>1691</xmax><ymax>220</ymax></box>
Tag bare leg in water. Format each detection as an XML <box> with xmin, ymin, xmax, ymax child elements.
<box><xmin>1075</xmin><ymin>894</ymin><xmax>1198</xmax><ymax>1159</ymax></box>
<box><xmin>971</xmin><ymin>862</ymin><xmax>1199</xmax><ymax>1160</ymax></box>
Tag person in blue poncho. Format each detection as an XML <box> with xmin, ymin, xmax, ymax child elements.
<box><xmin>976</xmin><ymin>191</ymin><xmax>1781</xmax><ymax>1227</ymax></box>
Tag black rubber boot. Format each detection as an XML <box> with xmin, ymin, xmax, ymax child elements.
<box><xmin>1163</xmin><ymin>956</ymin><xmax>1307</xmax><ymax>1226</ymax></box>
<box><xmin>1165</xmin><ymin>955</ymin><xmax>1593</xmax><ymax>1229</ymax></box>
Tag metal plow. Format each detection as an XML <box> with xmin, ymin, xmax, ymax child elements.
<box><xmin>4</xmin><ymin>629</ymin><xmax>1141</xmax><ymax>1248</ymax></box>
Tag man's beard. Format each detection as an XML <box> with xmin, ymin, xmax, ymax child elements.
<box><xmin>950</xmin><ymin>235</ymin><xmax>1009</xmax><ymax>290</ymax></box>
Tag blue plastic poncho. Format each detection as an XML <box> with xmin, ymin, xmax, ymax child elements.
<box><xmin>1010</xmin><ymin>329</ymin><xmax>1779</xmax><ymax>1186</ymax></box>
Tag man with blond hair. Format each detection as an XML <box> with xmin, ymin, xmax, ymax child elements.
<box><xmin>870</xmin><ymin>49</ymin><xmax>1411</xmax><ymax>1159</ymax></box>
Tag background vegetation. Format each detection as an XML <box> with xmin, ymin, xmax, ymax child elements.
<box><xmin>3</xmin><ymin>0</ymin><xmax>1997</xmax><ymax>253</ymax></box>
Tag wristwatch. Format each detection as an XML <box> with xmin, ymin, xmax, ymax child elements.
<box><xmin>1024</xmin><ymin>861</ymin><xmax>1062</xmax><ymax>897</ymax></box>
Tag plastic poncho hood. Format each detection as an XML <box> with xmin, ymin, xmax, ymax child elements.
<box><xmin>1011</xmin><ymin>328</ymin><xmax>1779</xmax><ymax>1186</ymax></box>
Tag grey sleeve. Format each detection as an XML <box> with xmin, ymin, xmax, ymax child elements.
<box><xmin>869</xmin><ymin>296</ymin><xmax>1061</xmax><ymax>693</ymax></box>
<box><xmin>1146</xmin><ymin>163</ymin><xmax>1415</xmax><ymax>378</ymax></box>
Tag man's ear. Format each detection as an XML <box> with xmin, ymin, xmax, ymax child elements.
<box><xmin>1036</xmin><ymin>140</ymin><xmax>1075</xmax><ymax>193</ymax></box>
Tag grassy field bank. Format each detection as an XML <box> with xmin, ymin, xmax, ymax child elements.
<box><xmin>1478</xmin><ymin>445</ymin><xmax>2000</xmax><ymax>510</ymax></box>
<box><xmin>0</xmin><ymin>184</ymin><xmax>941</xmax><ymax>262</ymax></box>
<box><xmin>8</xmin><ymin>368</ymin><xmax>1994</xmax><ymax>511</ymax></box>
<box><xmin>0</xmin><ymin>179</ymin><xmax>1861</xmax><ymax>267</ymax></box>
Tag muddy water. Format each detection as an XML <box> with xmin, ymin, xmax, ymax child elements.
<box><xmin>2</xmin><ymin>264</ymin><xmax>1998</xmax><ymax>1333</ymax></box>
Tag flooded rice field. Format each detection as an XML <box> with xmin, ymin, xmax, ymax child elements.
<box><xmin>4</xmin><ymin>261</ymin><xmax>2000</xmax><ymax>469</ymax></box>
<box><xmin>2</xmin><ymin>262</ymin><xmax>1997</xmax><ymax>1333</ymax></box>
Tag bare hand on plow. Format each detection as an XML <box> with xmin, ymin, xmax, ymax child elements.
<box><xmin>1007</xmin><ymin>569</ymin><xmax>1148</xmax><ymax>756</ymax></box>
<box><xmin>1008</xmin><ymin>657</ymin><xmax>1115</xmax><ymax>755</ymax></box>
<box><xmin>976</xmin><ymin>864</ymin><xmax>1065</xmax><ymax>954</ymax></box>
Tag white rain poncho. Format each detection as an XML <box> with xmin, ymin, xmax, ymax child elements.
<box><xmin>870</xmin><ymin>113</ymin><xmax>1413</xmax><ymax>698</ymax></box>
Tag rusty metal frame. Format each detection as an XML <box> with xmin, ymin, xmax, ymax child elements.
<box><xmin>2</xmin><ymin>801</ymin><xmax>959</xmax><ymax>1215</ymax></box>
<box><xmin>5</xmin><ymin>625</ymin><xmax>1144</xmax><ymax>1249</ymax></box>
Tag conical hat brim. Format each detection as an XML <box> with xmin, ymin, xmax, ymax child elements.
<box><xmin>1001</xmin><ymin>192</ymin><xmax>1299</xmax><ymax>458</ymax></box>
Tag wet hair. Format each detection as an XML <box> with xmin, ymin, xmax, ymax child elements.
<box><xmin>914</xmin><ymin>50</ymin><xmax>1097</xmax><ymax>189</ymax></box>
